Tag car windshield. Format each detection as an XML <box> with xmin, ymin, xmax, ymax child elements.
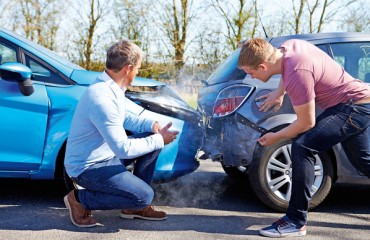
<box><xmin>206</xmin><ymin>48</ymin><xmax>246</xmax><ymax>85</ymax></box>
<box><xmin>1</xmin><ymin>27</ymin><xmax>83</xmax><ymax>70</ymax></box>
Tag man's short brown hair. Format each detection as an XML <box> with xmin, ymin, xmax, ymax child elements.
<box><xmin>238</xmin><ymin>38</ymin><xmax>274</xmax><ymax>69</ymax></box>
<box><xmin>106</xmin><ymin>40</ymin><xmax>144</xmax><ymax>72</ymax></box>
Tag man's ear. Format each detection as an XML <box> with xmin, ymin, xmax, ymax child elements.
<box><xmin>258</xmin><ymin>62</ymin><xmax>268</xmax><ymax>71</ymax></box>
<box><xmin>121</xmin><ymin>64</ymin><xmax>132</xmax><ymax>75</ymax></box>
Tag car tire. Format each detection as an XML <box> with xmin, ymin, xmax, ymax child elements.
<box><xmin>221</xmin><ymin>164</ymin><xmax>248</xmax><ymax>180</ymax></box>
<box><xmin>249</xmin><ymin>139</ymin><xmax>334</xmax><ymax>212</ymax></box>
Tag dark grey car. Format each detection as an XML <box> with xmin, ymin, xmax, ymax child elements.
<box><xmin>197</xmin><ymin>32</ymin><xmax>370</xmax><ymax>211</ymax></box>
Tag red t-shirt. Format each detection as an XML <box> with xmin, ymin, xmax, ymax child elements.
<box><xmin>281</xmin><ymin>39</ymin><xmax>370</xmax><ymax>109</ymax></box>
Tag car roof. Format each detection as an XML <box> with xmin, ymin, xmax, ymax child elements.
<box><xmin>1</xmin><ymin>27</ymin><xmax>166</xmax><ymax>87</ymax></box>
<box><xmin>268</xmin><ymin>32</ymin><xmax>370</xmax><ymax>47</ymax></box>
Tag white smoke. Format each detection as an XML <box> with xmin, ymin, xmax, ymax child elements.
<box><xmin>152</xmin><ymin>161</ymin><xmax>230</xmax><ymax>207</ymax></box>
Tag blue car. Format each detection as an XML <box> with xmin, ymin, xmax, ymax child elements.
<box><xmin>0</xmin><ymin>27</ymin><xmax>202</xmax><ymax>188</ymax></box>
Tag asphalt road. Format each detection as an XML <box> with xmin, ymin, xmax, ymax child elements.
<box><xmin>0</xmin><ymin>160</ymin><xmax>369</xmax><ymax>240</ymax></box>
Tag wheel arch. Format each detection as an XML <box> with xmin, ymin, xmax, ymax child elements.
<box><xmin>252</xmin><ymin>124</ymin><xmax>289</xmax><ymax>170</ymax></box>
<box><xmin>252</xmin><ymin>123</ymin><xmax>339</xmax><ymax>183</ymax></box>
<box><xmin>55</xmin><ymin>141</ymin><xmax>67</xmax><ymax>179</ymax></box>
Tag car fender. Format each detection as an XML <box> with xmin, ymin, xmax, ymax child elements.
<box><xmin>258</xmin><ymin>113</ymin><xmax>297</xmax><ymax>131</ymax></box>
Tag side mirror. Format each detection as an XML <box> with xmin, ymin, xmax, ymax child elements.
<box><xmin>0</xmin><ymin>62</ymin><xmax>34</xmax><ymax>96</ymax></box>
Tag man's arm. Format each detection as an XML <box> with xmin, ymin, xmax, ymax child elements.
<box><xmin>124</xmin><ymin>98</ymin><xmax>154</xmax><ymax>133</ymax></box>
<box><xmin>257</xmin><ymin>99</ymin><xmax>315</xmax><ymax>146</ymax></box>
<box><xmin>90</xmin><ymin>94</ymin><xmax>164</xmax><ymax>159</ymax></box>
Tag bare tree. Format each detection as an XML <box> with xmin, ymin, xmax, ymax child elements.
<box><xmin>9</xmin><ymin>0</ymin><xmax>62</xmax><ymax>50</ymax></box>
<box><xmin>191</xmin><ymin>29</ymin><xmax>229</xmax><ymax>83</ymax></box>
<box><xmin>194</xmin><ymin>30</ymin><xmax>228</xmax><ymax>67</ymax></box>
<box><xmin>153</xmin><ymin>0</ymin><xmax>196</xmax><ymax>84</ymax></box>
<box><xmin>111</xmin><ymin>0</ymin><xmax>157</xmax><ymax>77</ymax></box>
<box><xmin>276</xmin><ymin>0</ymin><xmax>359</xmax><ymax>34</ymax></box>
<box><xmin>112</xmin><ymin>0</ymin><xmax>150</xmax><ymax>50</ymax></box>
<box><xmin>291</xmin><ymin>0</ymin><xmax>306</xmax><ymax>34</ymax></box>
<box><xmin>0</xmin><ymin>0</ymin><xmax>13</xmax><ymax>27</ymax></box>
<box><xmin>71</xmin><ymin>0</ymin><xmax>110</xmax><ymax>70</ymax></box>
<box><xmin>340</xmin><ymin>0</ymin><xmax>370</xmax><ymax>32</ymax></box>
<box><xmin>306</xmin><ymin>0</ymin><xmax>358</xmax><ymax>33</ymax></box>
<box><xmin>264</xmin><ymin>11</ymin><xmax>291</xmax><ymax>37</ymax></box>
<box><xmin>167</xmin><ymin>0</ymin><xmax>190</xmax><ymax>73</ymax></box>
<box><xmin>210</xmin><ymin>0</ymin><xmax>258</xmax><ymax>50</ymax></box>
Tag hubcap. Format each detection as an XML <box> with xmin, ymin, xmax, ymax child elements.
<box><xmin>266</xmin><ymin>144</ymin><xmax>324</xmax><ymax>202</ymax></box>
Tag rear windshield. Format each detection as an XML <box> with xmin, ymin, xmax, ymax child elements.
<box><xmin>206</xmin><ymin>48</ymin><xmax>246</xmax><ymax>85</ymax></box>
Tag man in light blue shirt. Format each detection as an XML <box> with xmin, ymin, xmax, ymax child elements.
<box><xmin>64</xmin><ymin>40</ymin><xmax>178</xmax><ymax>228</ymax></box>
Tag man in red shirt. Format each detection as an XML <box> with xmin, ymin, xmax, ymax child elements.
<box><xmin>238</xmin><ymin>38</ymin><xmax>370</xmax><ymax>238</ymax></box>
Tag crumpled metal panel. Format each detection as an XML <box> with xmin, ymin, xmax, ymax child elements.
<box><xmin>200</xmin><ymin>113</ymin><xmax>262</xmax><ymax>167</ymax></box>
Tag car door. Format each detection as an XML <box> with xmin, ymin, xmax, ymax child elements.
<box><xmin>0</xmin><ymin>39</ymin><xmax>48</xmax><ymax>176</ymax></box>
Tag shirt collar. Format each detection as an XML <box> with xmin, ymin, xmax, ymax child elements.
<box><xmin>97</xmin><ymin>70</ymin><xmax>126</xmax><ymax>97</ymax></box>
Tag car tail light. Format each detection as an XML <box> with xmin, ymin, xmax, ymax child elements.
<box><xmin>213</xmin><ymin>85</ymin><xmax>253</xmax><ymax>117</ymax></box>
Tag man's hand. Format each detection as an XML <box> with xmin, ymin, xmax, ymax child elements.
<box><xmin>256</xmin><ymin>90</ymin><xmax>284</xmax><ymax>112</ymax></box>
<box><xmin>159</xmin><ymin>122</ymin><xmax>179</xmax><ymax>145</ymax></box>
<box><xmin>257</xmin><ymin>132</ymin><xmax>282</xmax><ymax>146</ymax></box>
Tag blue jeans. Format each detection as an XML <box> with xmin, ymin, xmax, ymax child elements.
<box><xmin>286</xmin><ymin>102</ymin><xmax>370</xmax><ymax>226</ymax></box>
<box><xmin>71</xmin><ymin>135</ymin><xmax>161</xmax><ymax>210</ymax></box>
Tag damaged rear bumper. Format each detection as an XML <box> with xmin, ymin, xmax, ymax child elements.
<box><xmin>200</xmin><ymin>113</ymin><xmax>262</xmax><ymax>167</ymax></box>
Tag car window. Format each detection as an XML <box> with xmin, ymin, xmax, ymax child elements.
<box><xmin>206</xmin><ymin>48</ymin><xmax>247</xmax><ymax>85</ymax></box>
<box><xmin>0</xmin><ymin>42</ymin><xmax>17</xmax><ymax>64</ymax></box>
<box><xmin>330</xmin><ymin>42</ymin><xmax>370</xmax><ymax>82</ymax></box>
<box><xmin>316</xmin><ymin>44</ymin><xmax>328</xmax><ymax>54</ymax></box>
<box><xmin>24</xmin><ymin>53</ymin><xmax>68</xmax><ymax>85</ymax></box>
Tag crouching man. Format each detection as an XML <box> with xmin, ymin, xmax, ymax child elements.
<box><xmin>64</xmin><ymin>40</ymin><xmax>178</xmax><ymax>227</ymax></box>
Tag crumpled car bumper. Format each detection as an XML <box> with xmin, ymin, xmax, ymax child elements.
<box><xmin>200</xmin><ymin>114</ymin><xmax>260</xmax><ymax>167</ymax></box>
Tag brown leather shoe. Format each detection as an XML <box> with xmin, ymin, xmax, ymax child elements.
<box><xmin>120</xmin><ymin>205</ymin><xmax>167</xmax><ymax>221</ymax></box>
<box><xmin>64</xmin><ymin>190</ymin><xmax>97</xmax><ymax>227</ymax></box>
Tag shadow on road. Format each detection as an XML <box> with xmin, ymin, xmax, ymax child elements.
<box><xmin>0</xmin><ymin>169</ymin><xmax>369</xmax><ymax>235</ymax></box>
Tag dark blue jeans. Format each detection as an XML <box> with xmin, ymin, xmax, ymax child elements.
<box><xmin>286</xmin><ymin>102</ymin><xmax>370</xmax><ymax>226</ymax></box>
<box><xmin>72</xmin><ymin>136</ymin><xmax>161</xmax><ymax>210</ymax></box>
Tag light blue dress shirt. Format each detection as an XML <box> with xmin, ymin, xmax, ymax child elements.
<box><xmin>65</xmin><ymin>71</ymin><xmax>164</xmax><ymax>177</ymax></box>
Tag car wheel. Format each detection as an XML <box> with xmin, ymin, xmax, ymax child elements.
<box><xmin>221</xmin><ymin>164</ymin><xmax>248</xmax><ymax>180</ymax></box>
<box><xmin>249</xmin><ymin>139</ymin><xmax>334</xmax><ymax>212</ymax></box>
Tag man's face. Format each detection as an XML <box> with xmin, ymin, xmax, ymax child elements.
<box><xmin>241</xmin><ymin>63</ymin><xmax>270</xmax><ymax>83</ymax></box>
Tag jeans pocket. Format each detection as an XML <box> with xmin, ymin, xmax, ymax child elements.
<box><xmin>341</xmin><ymin>111</ymin><xmax>368</xmax><ymax>136</ymax></box>
<box><xmin>353</xmin><ymin>104</ymin><xmax>370</xmax><ymax>117</ymax></box>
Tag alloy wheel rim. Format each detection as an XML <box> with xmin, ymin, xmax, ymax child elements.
<box><xmin>265</xmin><ymin>144</ymin><xmax>324</xmax><ymax>201</ymax></box>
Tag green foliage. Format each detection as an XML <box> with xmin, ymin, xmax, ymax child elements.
<box><xmin>138</xmin><ymin>61</ymin><xmax>176</xmax><ymax>82</ymax></box>
<box><xmin>77</xmin><ymin>60</ymin><xmax>105</xmax><ymax>72</ymax></box>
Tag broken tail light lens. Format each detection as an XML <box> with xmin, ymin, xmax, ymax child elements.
<box><xmin>213</xmin><ymin>85</ymin><xmax>253</xmax><ymax>117</ymax></box>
